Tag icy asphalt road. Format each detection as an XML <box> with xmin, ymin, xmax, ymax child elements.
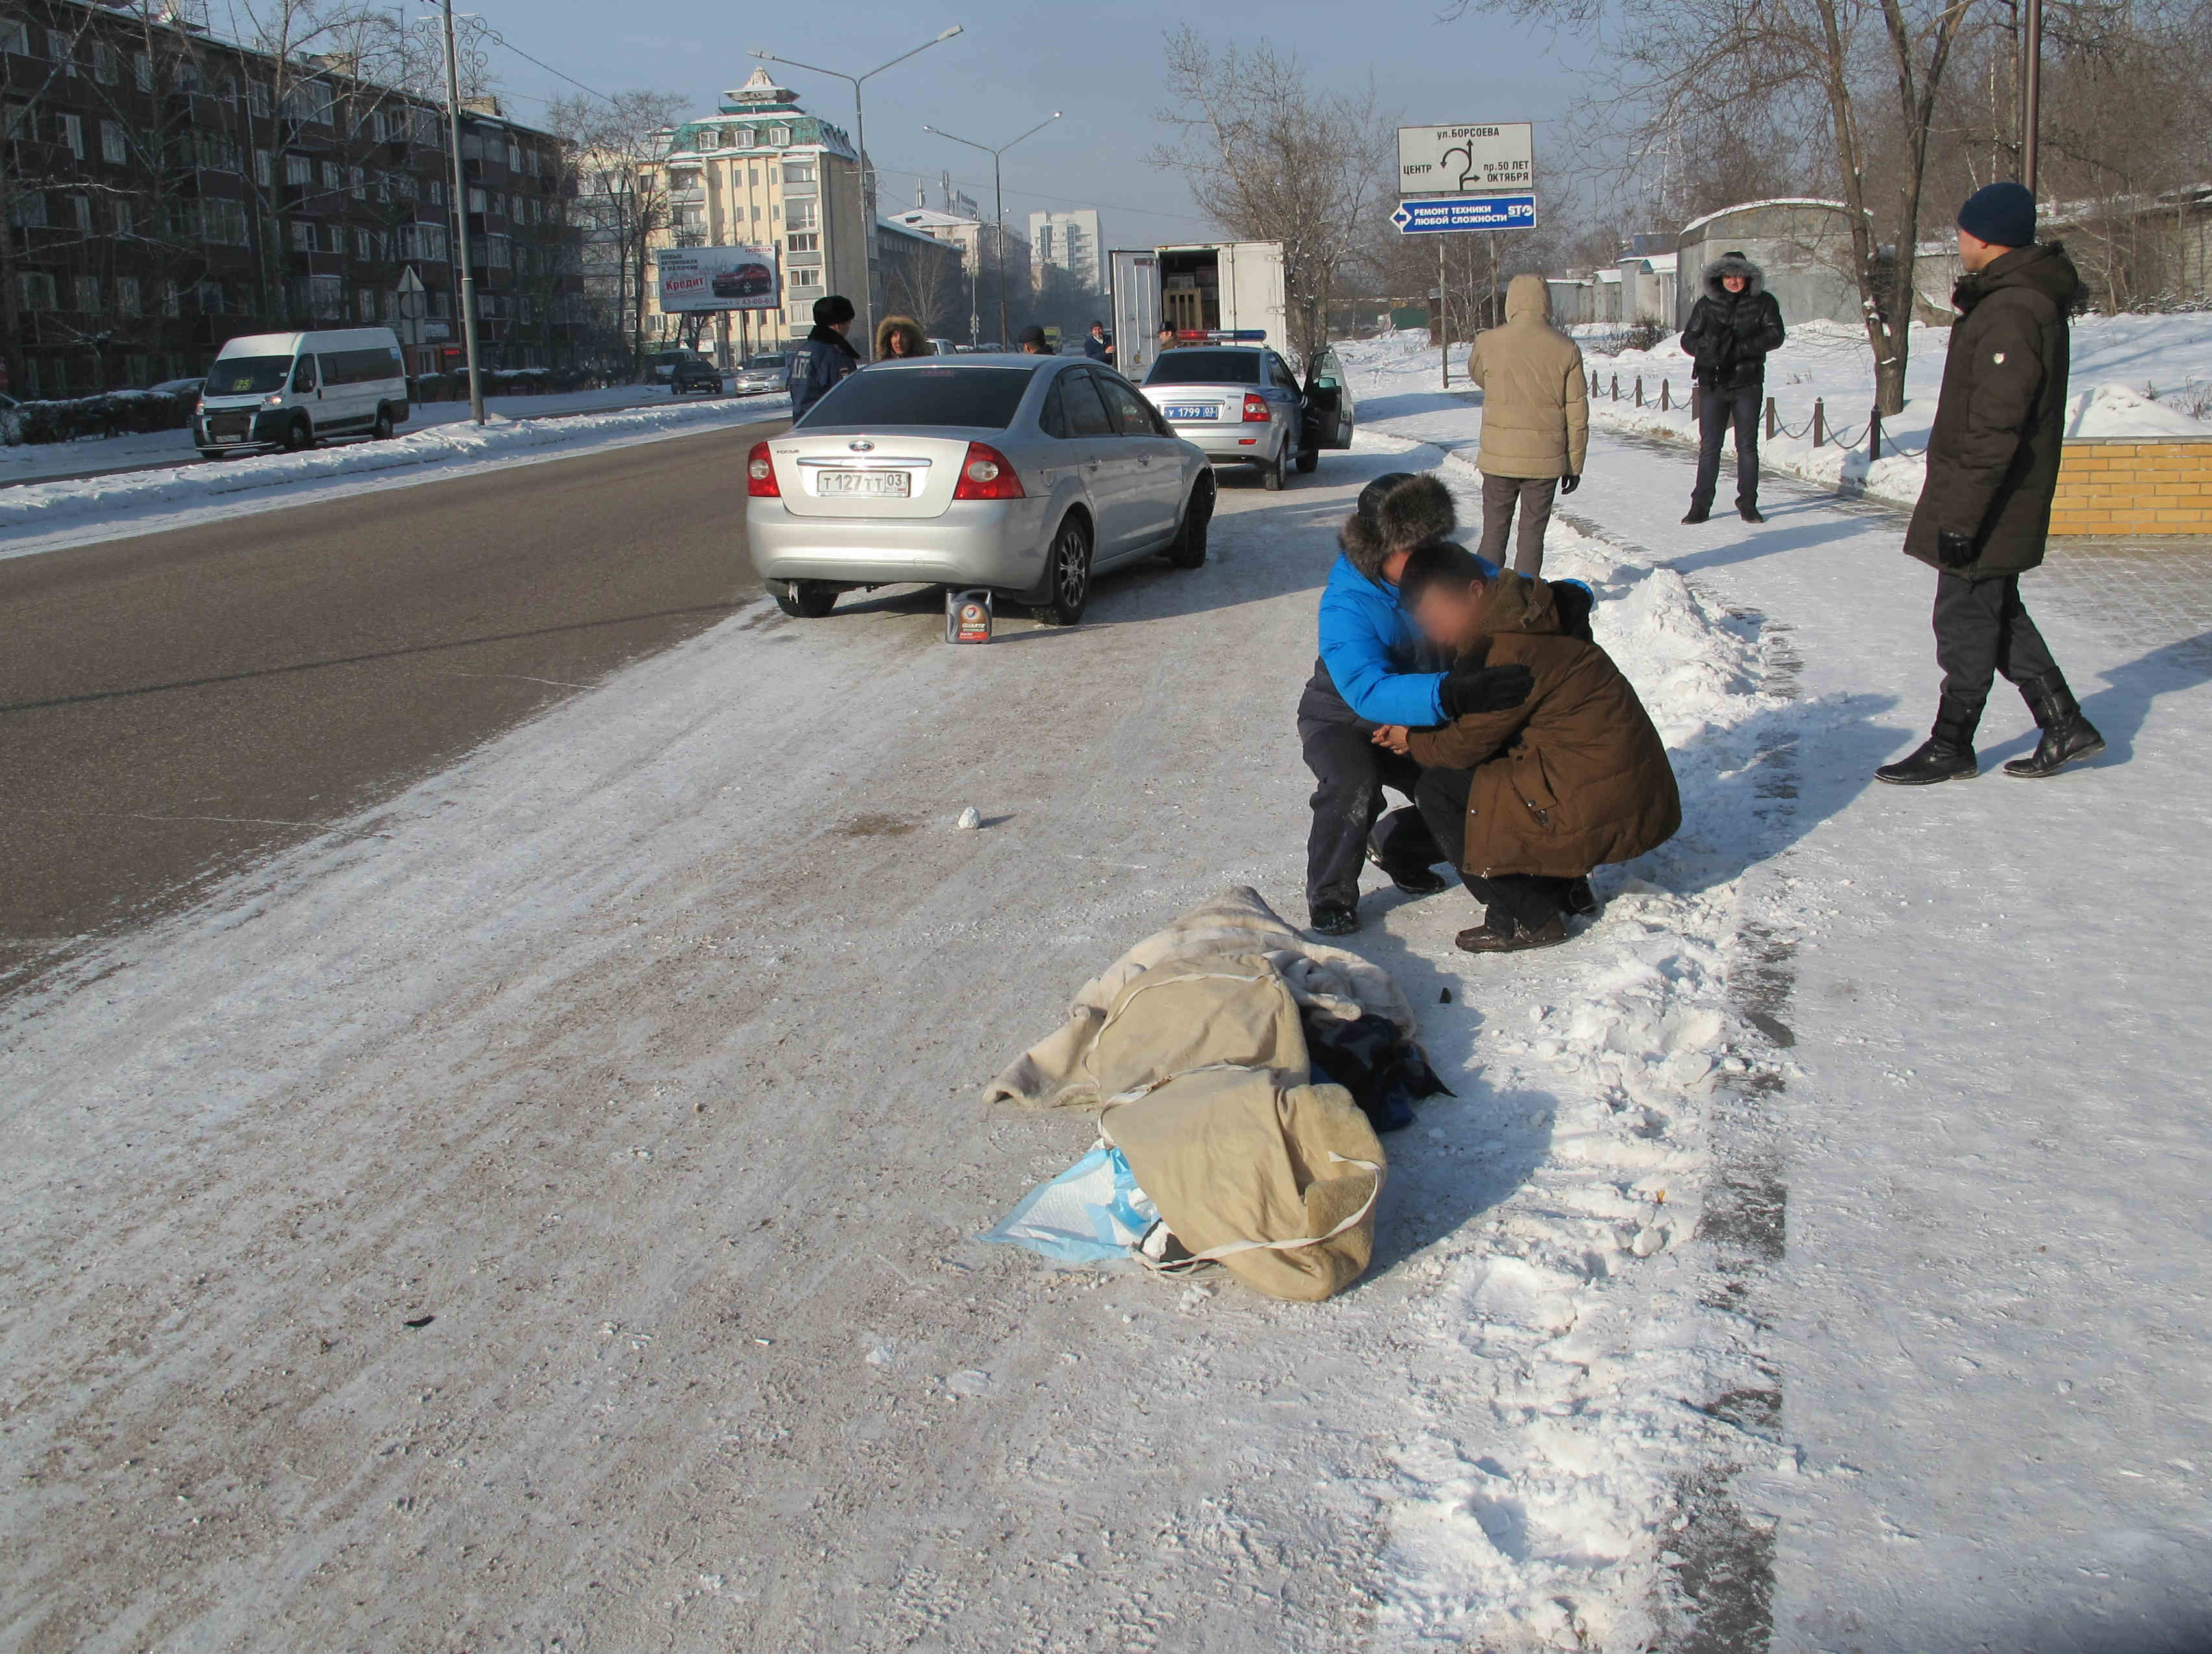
<box><xmin>2</xmin><ymin>416</ymin><xmax>1784</xmax><ymax>1650</ymax></box>
<box><xmin>0</xmin><ymin>417</ymin><xmax>785</xmax><ymax>995</ymax></box>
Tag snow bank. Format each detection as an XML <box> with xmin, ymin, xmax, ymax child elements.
<box><xmin>1373</xmin><ymin>460</ymin><xmax>1799</xmax><ymax>1648</ymax></box>
<box><xmin>0</xmin><ymin>391</ymin><xmax>783</xmax><ymax>539</ymax></box>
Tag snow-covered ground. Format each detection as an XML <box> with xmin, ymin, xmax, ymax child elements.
<box><xmin>0</xmin><ymin>386</ymin><xmax>787</xmax><ymax>560</ymax></box>
<box><xmin>1392</xmin><ymin>308</ymin><xmax>2212</xmax><ymax>510</ymax></box>
<box><xmin>0</xmin><ymin>382</ymin><xmax>757</xmax><ymax>485</ymax></box>
<box><xmin>4</xmin><ymin>337</ymin><xmax>2206</xmax><ymax>1649</ymax></box>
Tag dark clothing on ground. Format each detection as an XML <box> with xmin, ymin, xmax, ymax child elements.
<box><xmin>1691</xmin><ymin>386</ymin><xmax>1764</xmax><ymax>515</ymax></box>
<box><xmin>1905</xmin><ymin>242</ymin><xmax>2083</xmax><ymax>580</ymax></box>
<box><xmin>1934</xmin><ymin>570</ymin><xmax>2059</xmax><ymax>735</ymax></box>
<box><xmin>1680</xmin><ymin>254</ymin><xmax>1786</xmax><ymax>395</ymax></box>
<box><xmin>1299</xmin><ymin>721</ymin><xmax>1438</xmax><ymax>911</ymax></box>
<box><xmin>1405</xmin><ymin>572</ymin><xmax>1680</xmax><ymax>880</ymax></box>
<box><xmin>1412</xmin><ymin>764</ymin><xmax>1579</xmax><ymax>933</ymax></box>
<box><xmin>1478</xmin><ymin>473</ymin><xmax>1559</xmax><ymax>576</ymax></box>
<box><xmin>789</xmin><ymin>324</ymin><xmax>859</xmax><ymax>419</ymax></box>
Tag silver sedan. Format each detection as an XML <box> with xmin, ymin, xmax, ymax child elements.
<box><xmin>743</xmin><ymin>355</ymin><xmax>1216</xmax><ymax>624</ymax></box>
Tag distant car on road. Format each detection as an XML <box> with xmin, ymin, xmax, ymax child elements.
<box><xmin>744</xmin><ymin>355</ymin><xmax>1216</xmax><ymax>626</ymax></box>
<box><xmin>710</xmin><ymin>263</ymin><xmax>774</xmax><ymax>300</ymax></box>
<box><xmin>0</xmin><ymin>391</ymin><xmax>20</xmax><ymax>445</ymax></box>
<box><xmin>732</xmin><ymin>352</ymin><xmax>789</xmax><ymax>396</ymax></box>
<box><xmin>926</xmin><ymin>337</ymin><xmax>958</xmax><ymax>357</ymax></box>
<box><xmin>667</xmin><ymin>355</ymin><xmax>725</xmax><ymax>395</ymax></box>
<box><xmin>149</xmin><ymin>376</ymin><xmax>206</xmax><ymax>400</ymax></box>
<box><xmin>1138</xmin><ymin>343</ymin><xmax>1317</xmax><ymax>491</ymax></box>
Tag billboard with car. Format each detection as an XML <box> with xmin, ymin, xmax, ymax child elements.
<box><xmin>657</xmin><ymin>245</ymin><xmax>781</xmax><ymax>313</ymax></box>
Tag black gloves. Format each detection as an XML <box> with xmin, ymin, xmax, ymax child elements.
<box><xmin>1439</xmin><ymin>661</ymin><xmax>1534</xmax><ymax>720</ymax></box>
<box><xmin>1560</xmin><ymin>474</ymin><xmax>1580</xmax><ymax>495</ymax></box>
<box><xmin>1936</xmin><ymin>530</ymin><xmax>1977</xmax><ymax>570</ymax></box>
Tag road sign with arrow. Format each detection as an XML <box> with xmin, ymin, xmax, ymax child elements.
<box><xmin>1392</xmin><ymin>194</ymin><xmax>1538</xmax><ymax>234</ymax></box>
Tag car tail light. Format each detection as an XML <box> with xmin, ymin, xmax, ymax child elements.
<box><xmin>952</xmin><ymin>441</ymin><xmax>1025</xmax><ymax>500</ymax></box>
<box><xmin>746</xmin><ymin>440</ymin><xmax>780</xmax><ymax>497</ymax></box>
<box><xmin>1241</xmin><ymin>392</ymin><xmax>1271</xmax><ymax>423</ymax></box>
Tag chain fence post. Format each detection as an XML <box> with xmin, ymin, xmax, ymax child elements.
<box><xmin>1766</xmin><ymin>395</ymin><xmax>1777</xmax><ymax>439</ymax></box>
<box><xmin>1812</xmin><ymin>397</ymin><xmax>1825</xmax><ymax>448</ymax></box>
<box><xmin>1868</xmin><ymin>403</ymin><xmax>1882</xmax><ymax>462</ymax></box>
<box><xmin>1660</xmin><ymin>379</ymin><xmax>1670</xmax><ymax>412</ymax></box>
<box><xmin>1611</xmin><ymin>373</ymin><xmax>1619</xmax><ymax>401</ymax></box>
<box><xmin>1634</xmin><ymin>375</ymin><xmax>1643</xmax><ymax>407</ymax></box>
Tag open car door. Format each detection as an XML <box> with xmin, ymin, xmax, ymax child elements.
<box><xmin>1302</xmin><ymin>345</ymin><xmax>1356</xmax><ymax>451</ymax></box>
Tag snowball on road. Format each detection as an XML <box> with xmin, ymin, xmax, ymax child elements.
<box><xmin>2</xmin><ymin>335</ymin><xmax>2206</xmax><ymax>1651</ymax></box>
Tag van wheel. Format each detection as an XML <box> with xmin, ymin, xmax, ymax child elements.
<box><xmin>373</xmin><ymin>405</ymin><xmax>395</xmax><ymax>440</ymax></box>
<box><xmin>770</xmin><ymin>579</ymin><xmax>838</xmax><ymax>619</ymax></box>
<box><xmin>1164</xmin><ymin>476</ymin><xmax>1214</xmax><ymax>569</ymax></box>
<box><xmin>283</xmin><ymin>417</ymin><xmax>313</xmax><ymax>452</ymax></box>
<box><xmin>1031</xmin><ymin>514</ymin><xmax>1093</xmax><ymax>626</ymax></box>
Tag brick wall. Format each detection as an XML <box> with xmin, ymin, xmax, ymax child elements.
<box><xmin>2050</xmin><ymin>437</ymin><xmax>2212</xmax><ymax>536</ymax></box>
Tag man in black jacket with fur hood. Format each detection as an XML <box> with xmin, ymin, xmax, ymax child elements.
<box><xmin>1680</xmin><ymin>251</ymin><xmax>1786</xmax><ymax>524</ymax></box>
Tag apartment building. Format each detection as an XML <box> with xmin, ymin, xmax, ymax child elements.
<box><xmin>1</xmin><ymin>0</ymin><xmax>581</xmax><ymax>399</ymax></box>
<box><xmin>885</xmin><ymin>203</ymin><xmax>1027</xmax><ymax>346</ymax></box>
<box><xmin>639</xmin><ymin>68</ymin><xmax>866</xmax><ymax>355</ymax></box>
<box><xmin>1027</xmin><ymin>208</ymin><xmax>1101</xmax><ymax>293</ymax></box>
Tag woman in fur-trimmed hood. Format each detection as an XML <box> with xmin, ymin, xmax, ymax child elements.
<box><xmin>874</xmin><ymin>314</ymin><xmax>929</xmax><ymax>360</ymax></box>
<box><xmin>1679</xmin><ymin>249</ymin><xmax>1787</xmax><ymax>523</ymax></box>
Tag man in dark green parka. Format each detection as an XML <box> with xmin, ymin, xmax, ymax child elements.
<box><xmin>1877</xmin><ymin>182</ymin><xmax>2106</xmax><ymax>785</ymax></box>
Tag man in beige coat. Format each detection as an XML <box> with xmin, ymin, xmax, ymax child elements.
<box><xmin>1468</xmin><ymin>273</ymin><xmax>1590</xmax><ymax>574</ymax></box>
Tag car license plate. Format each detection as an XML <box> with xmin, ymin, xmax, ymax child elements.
<box><xmin>1162</xmin><ymin>404</ymin><xmax>1219</xmax><ymax>422</ymax></box>
<box><xmin>215</xmin><ymin>434</ymin><xmax>243</xmax><ymax>444</ymax></box>
<box><xmin>816</xmin><ymin>469</ymin><xmax>910</xmax><ymax>497</ymax></box>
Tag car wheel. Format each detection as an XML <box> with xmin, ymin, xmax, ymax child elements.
<box><xmin>1163</xmin><ymin>476</ymin><xmax>1215</xmax><ymax>569</ymax></box>
<box><xmin>373</xmin><ymin>405</ymin><xmax>395</xmax><ymax>440</ymax></box>
<box><xmin>1031</xmin><ymin>513</ymin><xmax>1094</xmax><ymax>626</ymax></box>
<box><xmin>1261</xmin><ymin>446</ymin><xmax>1286</xmax><ymax>491</ymax></box>
<box><xmin>770</xmin><ymin>579</ymin><xmax>839</xmax><ymax>619</ymax></box>
<box><xmin>283</xmin><ymin>417</ymin><xmax>313</xmax><ymax>452</ymax></box>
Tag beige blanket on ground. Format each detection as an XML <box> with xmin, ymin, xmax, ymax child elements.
<box><xmin>982</xmin><ymin>887</ymin><xmax>1414</xmax><ymax>1110</ymax></box>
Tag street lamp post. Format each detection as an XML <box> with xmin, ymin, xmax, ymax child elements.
<box><xmin>426</xmin><ymin>0</ymin><xmax>484</xmax><ymax>425</ymax></box>
<box><xmin>922</xmin><ymin>113</ymin><xmax>1059</xmax><ymax>349</ymax></box>
<box><xmin>2019</xmin><ymin>0</ymin><xmax>2043</xmax><ymax>193</ymax></box>
<box><xmin>750</xmin><ymin>25</ymin><xmax>964</xmax><ymax>352</ymax></box>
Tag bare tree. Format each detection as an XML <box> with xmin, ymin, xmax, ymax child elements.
<box><xmin>1148</xmin><ymin>29</ymin><xmax>1393</xmax><ymax>367</ymax></box>
<box><xmin>548</xmin><ymin>88</ymin><xmax>684</xmax><ymax>375</ymax></box>
<box><xmin>887</xmin><ymin>243</ymin><xmax>961</xmax><ymax>337</ymax></box>
<box><xmin>1449</xmin><ymin>0</ymin><xmax>1984</xmax><ymax>414</ymax></box>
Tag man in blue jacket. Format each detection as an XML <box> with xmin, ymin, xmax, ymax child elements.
<box><xmin>1296</xmin><ymin>473</ymin><xmax>1533</xmax><ymax>935</ymax></box>
<box><xmin>788</xmin><ymin>294</ymin><xmax>860</xmax><ymax>419</ymax></box>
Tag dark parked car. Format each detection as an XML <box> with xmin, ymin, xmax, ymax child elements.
<box><xmin>669</xmin><ymin>356</ymin><xmax>725</xmax><ymax>395</ymax></box>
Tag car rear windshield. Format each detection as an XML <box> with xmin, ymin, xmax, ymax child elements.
<box><xmin>1144</xmin><ymin>349</ymin><xmax>1262</xmax><ymax>386</ymax></box>
<box><xmin>799</xmin><ymin>365</ymin><xmax>1035</xmax><ymax>428</ymax></box>
<box><xmin>206</xmin><ymin>356</ymin><xmax>293</xmax><ymax>396</ymax></box>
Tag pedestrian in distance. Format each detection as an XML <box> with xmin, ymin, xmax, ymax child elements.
<box><xmin>1084</xmin><ymin>321</ymin><xmax>1113</xmax><ymax>364</ymax></box>
<box><xmin>1157</xmin><ymin>323</ymin><xmax>1177</xmax><ymax>355</ymax></box>
<box><xmin>1296</xmin><ymin>473</ymin><xmax>1532</xmax><ymax>938</ymax></box>
<box><xmin>1875</xmin><ymin>182</ymin><xmax>2104</xmax><ymax>785</ymax></box>
<box><xmin>789</xmin><ymin>294</ymin><xmax>859</xmax><ymax>419</ymax></box>
<box><xmin>1680</xmin><ymin>250</ymin><xmax>1786</xmax><ymax>525</ymax></box>
<box><xmin>874</xmin><ymin>314</ymin><xmax>929</xmax><ymax>360</ymax></box>
<box><xmin>1382</xmin><ymin>543</ymin><xmax>1680</xmax><ymax>954</ymax></box>
<box><xmin>1016</xmin><ymin>324</ymin><xmax>1052</xmax><ymax>356</ymax></box>
<box><xmin>1468</xmin><ymin>273</ymin><xmax>1590</xmax><ymax>576</ymax></box>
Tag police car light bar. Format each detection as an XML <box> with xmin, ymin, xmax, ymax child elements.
<box><xmin>1172</xmin><ymin>329</ymin><xmax>1268</xmax><ymax>341</ymax></box>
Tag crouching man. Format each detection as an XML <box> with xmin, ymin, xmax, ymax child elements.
<box><xmin>1381</xmin><ymin>544</ymin><xmax>1682</xmax><ymax>954</ymax></box>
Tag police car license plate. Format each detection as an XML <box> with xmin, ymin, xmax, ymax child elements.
<box><xmin>817</xmin><ymin>469</ymin><xmax>910</xmax><ymax>497</ymax></box>
<box><xmin>1162</xmin><ymin>403</ymin><xmax>1219</xmax><ymax>423</ymax></box>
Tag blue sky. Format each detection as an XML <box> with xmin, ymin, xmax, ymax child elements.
<box><xmin>469</xmin><ymin>0</ymin><xmax>1603</xmax><ymax>252</ymax></box>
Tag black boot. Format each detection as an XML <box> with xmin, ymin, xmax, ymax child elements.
<box><xmin>1364</xmin><ymin>839</ymin><xmax>1447</xmax><ymax>896</ymax></box>
<box><xmin>1681</xmin><ymin>505</ymin><xmax>1711</xmax><ymax>525</ymax></box>
<box><xmin>1874</xmin><ymin>711</ymin><xmax>1980</xmax><ymax>786</ymax></box>
<box><xmin>2004</xmin><ymin>673</ymin><xmax>2106</xmax><ymax>778</ymax></box>
<box><xmin>1309</xmin><ymin>902</ymin><xmax>1360</xmax><ymax>937</ymax></box>
<box><xmin>1738</xmin><ymin>504</ymin><xmax>1766</xmax><ymax>524</ymax></box>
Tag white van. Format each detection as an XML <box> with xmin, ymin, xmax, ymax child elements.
<box><xmin>194</xmin><ymin>328</ymin><xmax>410</xmax><ymax>456</ymax></box>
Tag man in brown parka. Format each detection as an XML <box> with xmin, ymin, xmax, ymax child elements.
<box><xmin>1379</xmin><ymin>543</ymin><xmax>1680</xmax><ymax>953</ymax></box>
<box><xmin>1467</xmin><ymin>273</ymin><xmax>1590</xmax><ymax>576</ymax></box>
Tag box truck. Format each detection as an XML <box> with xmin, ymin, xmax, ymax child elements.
<box><xmin>1109</xmin><ymin>241</ymin><xmax>1288</xmax><ymax>382</ymax></box>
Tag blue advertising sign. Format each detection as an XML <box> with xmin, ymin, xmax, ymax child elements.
<box><xmin>1391</xmin><ymin>194</ymin><xmax>1539</xmax><ymax>234</ymax></box>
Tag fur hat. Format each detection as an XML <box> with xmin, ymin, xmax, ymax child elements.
<box><xmin>1701</xmin><ymin>250</ymin><xmax>1765</xmax><ymax>300</ymax></box>
<box><xmin>1340</xmin><ymin>473</ymin><xmax>1456</xmax><ymax>580</ymax></box>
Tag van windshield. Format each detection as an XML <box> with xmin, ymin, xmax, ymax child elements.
<box><xmin>206</xmin><ymin>356</ymin><xmax>294</xmax><ymax>396</ymax></box>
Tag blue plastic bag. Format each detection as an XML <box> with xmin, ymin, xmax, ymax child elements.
<box><xmin>982</xmin><ymin>1144</ymin><xmax>1161</xmax><ymax>1264</ymax></box>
